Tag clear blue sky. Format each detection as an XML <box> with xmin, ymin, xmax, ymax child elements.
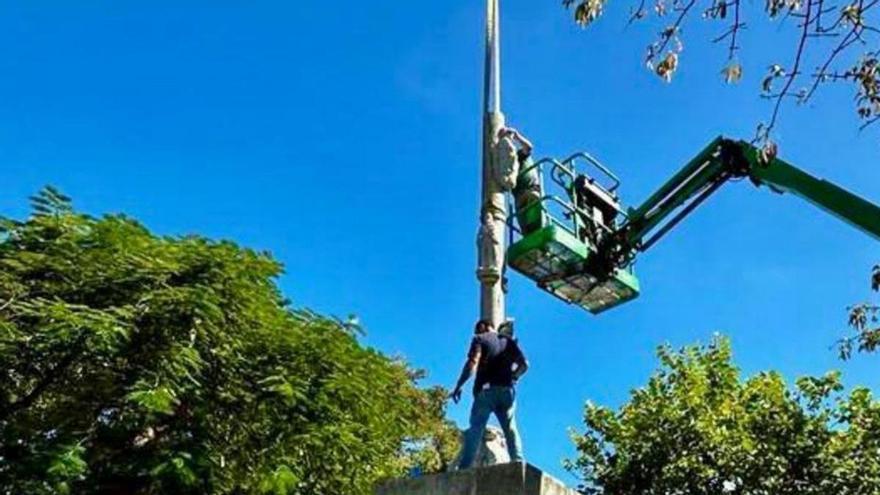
<box><xmin>2</xmin><ymin>1</ymin><xmax>879</xmax><ymax>485</ymax></box>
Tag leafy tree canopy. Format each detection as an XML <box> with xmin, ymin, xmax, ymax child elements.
<box><xmin>567</xmin><ymin>336</ymin><xmax>880</xmax><ymax>494</ymax></box>
<box><xmin>0</xmin><ymin>188</ymin><xmax>458</xmax><ymax>495</ymax></box>
<box><xmin>841</xmin><ymin>265</ymin><xmax>880</xmax><ymax>358</ymax></box>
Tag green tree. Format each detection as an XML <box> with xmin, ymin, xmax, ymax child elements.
<box><xmin>840</xmin><ymin>266</ymin><xmax>880</xmax><ymax>359</ymax></box>
<box><xmin>0</xmin><ymin>188</ymin><xmax>458</xmax><ymax>495</ymax></box>
<box><xmin>567</xmin><ymin>336</ymin><xmax>880</xmax><ymax>494</ymax></box>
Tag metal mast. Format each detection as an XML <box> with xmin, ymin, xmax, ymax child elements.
<box><xmin>477</xmin><ymin>0</ymin><xmax>507</xmax><ymax>328</ymax></box>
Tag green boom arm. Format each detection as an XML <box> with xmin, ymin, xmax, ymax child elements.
<box><xmin>609</xmin><ymin>137</ymin><xmax>880</xmax><ymax>266</ymax></box>
<box><xmin>742</xmin><ymin>143</ymin><xmax>880</xmax><ymax>241</ymax></box>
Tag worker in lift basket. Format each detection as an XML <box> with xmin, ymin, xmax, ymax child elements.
<box><xmin>497</xmin><ymin>127</ymin><xmax>545</xmax><ymax>236</ymax></box>
<box><xmin>450</xmin><ymin>319</ymin><xmax>529</xmax><ymax>469</ymax></box>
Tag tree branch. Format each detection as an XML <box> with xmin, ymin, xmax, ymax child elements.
<box><xmin>628</xmin><ymin>0</ymin><xmax>648</xmax><ymax>24</ymax></box>
<box><xmin>860</xmin><ymin>114</ymin><xmax>880</xmax><ymax>129</ymax></box>
<box><xmin>0</xmin><ymin>296</ymin><xmax>15</xmax><ymax>313</ymax></box>
<box><xmin>0</xmin><ymin>332</ymin><xmax>88</xmax><ymax>422</ymax></box>
<box><xmin>665</xmin><ymin>0</ymin><xmax>698</xmax><ymax>51</ymax></box>
<box><xmin>762</xmin><ymin>0</ymin><xmax>816</xmax><ymax>140</ymax></box>
<box><xmin>729</xmin><ymin>0</ymin><xmax>743</xmax><ymax>60</ymax></box>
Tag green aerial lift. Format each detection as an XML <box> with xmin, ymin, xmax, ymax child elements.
<box><xmin>507</xmin><ymin>137</ymin><xmax>880</xmax><ymax>314</ymax></box>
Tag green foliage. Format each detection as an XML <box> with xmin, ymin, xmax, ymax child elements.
<box><xmin>395</xmin><ymin>386</ymin><xmax>462</xmax><ymax>474</ymax></box>
<box><xmin>0</xmin><ymin>189</ymin><xmax>458</xmax><ymax>494</ymax></box>
<box><xmin>840</xmin><ymin>266</ymin><xmax>880</xmax><ymax>359</ymax></box>
<box><xmin>567</xmin><ymin>336</ymin><xmax>880</xmax><ymax>494</ymax></box>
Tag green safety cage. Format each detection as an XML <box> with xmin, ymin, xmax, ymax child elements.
<box><xmin>506</xmin><ymin>154</ymin><xmax>640</xmax><ymax>314</ymax></box>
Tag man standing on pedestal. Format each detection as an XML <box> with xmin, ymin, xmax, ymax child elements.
<box><xmin>451</xmin><ymin>320</ymin><xmax>529</xmax><ymax>469</ymax></box>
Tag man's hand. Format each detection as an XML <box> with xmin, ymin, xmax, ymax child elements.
<box><xmin>450</xmin><ymin>387</ymin><xmax>463</xmax><ymax>404</ymax></box>
<box><xmin>512</xmin><ymin>358</ymin><xmax>529</xmax><ymax>384</ymax></box>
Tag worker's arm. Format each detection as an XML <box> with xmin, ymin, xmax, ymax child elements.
<box><xmin>511</xmin><ymin>129</ymin><xmax>533</xmax><ymax>156</ymax></box>
<box><xmin>451</xmin><ymin>340</ymin><xmax>481</xmax><ymax>404</ymax></box>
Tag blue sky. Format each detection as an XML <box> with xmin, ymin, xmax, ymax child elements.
<box><xmin>2</xmin><ymin>1</ymin><xmax>879</xmax><ymax>485</ymax></box>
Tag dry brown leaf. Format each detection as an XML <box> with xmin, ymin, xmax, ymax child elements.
<box><xmin>655</xmin><ymin>52</ymin><xmax>679</xmax><ymax>82</ymax></box>
<box><xmin>722</xmin><ymin>62</ymin><xmax>743</xmax><ymax>84</ymax></box>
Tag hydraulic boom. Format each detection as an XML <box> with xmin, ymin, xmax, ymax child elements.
<box><xmin>506</xmin><ymin>136</ymin><xmax>880</xmax><ymax>314</ymax></box>
<box><xmin>609</xmin><ymin>138</ymin><xmax>880</xmax><ymax>268</ymax></box>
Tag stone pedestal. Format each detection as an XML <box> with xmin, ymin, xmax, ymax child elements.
<box><xmin>375</xmin><ymin>462</ymin><xmax>578</xmax><ymax>495</ymax></box>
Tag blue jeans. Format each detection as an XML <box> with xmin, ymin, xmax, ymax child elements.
<box><xmin>458</xmin><ymin>386</ymin><xmax>524</xmax><ymax>469</ymax></box>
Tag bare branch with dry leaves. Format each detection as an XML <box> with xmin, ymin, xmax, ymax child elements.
<box><xmin>563</xmin><ymin>0</ymin><xmax>880</xmax><ymax>141</ymax></box>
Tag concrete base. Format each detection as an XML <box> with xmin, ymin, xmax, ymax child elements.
<box><xmin>375</xmin><ymin>462</ymin><xmax>578</xmax><ymax>495</ymax></box>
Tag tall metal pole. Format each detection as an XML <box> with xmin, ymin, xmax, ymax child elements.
<box><xmin>477</xmin><ymin>0</ymin><xmax>506</xmax><ymax>329</ymax></box>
